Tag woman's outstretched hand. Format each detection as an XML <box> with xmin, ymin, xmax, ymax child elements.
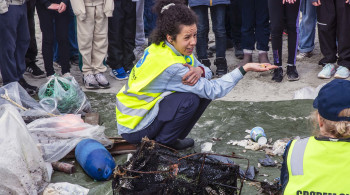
<box><xmin>182</xmin><ymin>63</ymin><xmax>203</xmax><ymax>86</ymax></box>
<box><xmin>243</xmin><ymin>63</ymin><xmax>278</xmax><ymax>72</ymax></box>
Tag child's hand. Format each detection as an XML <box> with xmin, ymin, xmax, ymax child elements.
<box><xmin>58</xmin><ymin>2</ymin><xmax>66</xmax><ymax>13</ymax></box>
<box><xmin>312</xmin><ymin>0</ymin><xmax>321</xmax><ymax>6</ymax></box>
<box><xmin>283</xmin><ymin>0</ymin><xmax>297</xmax><ymax>4</ymax></box>
<box><xmin>48</xmin><ymin>3</ymin><xmax>59</xmax><ymax>10</ymax></box>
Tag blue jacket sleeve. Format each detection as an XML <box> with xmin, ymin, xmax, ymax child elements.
<box><xmin>144</xmin><ymin>63</ymin><xmax>244</xmax><ymax>100</ymax></box>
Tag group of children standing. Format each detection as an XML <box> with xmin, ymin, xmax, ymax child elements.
<box><xmin>1</xmin><ymin>0</ymin><xmax>350</xmax><ymax>95</ymax></box>
<box><xmin>0</xmin><ymin>0</ymin><xmax>144</xmax><ymax>94</ymax></box>
<box><xmin>190</xmin><ymin>0</ymin><xmax>350</xmax><ymax>82</ymax></box>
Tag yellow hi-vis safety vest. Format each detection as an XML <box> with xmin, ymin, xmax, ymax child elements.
<box><xmin>283</xmin><ymin>136</ymin><xmax>350</xmax><ymax>195</ymax></box>
<box><xmin>116</xmin><ymin>42</ymin><xmax>195</xmax><ymax>129</ymax></box>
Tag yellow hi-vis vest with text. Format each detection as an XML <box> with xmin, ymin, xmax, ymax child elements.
<box><xmin>283</xmin><ymin>136</ymin><xmax>350</xmax><ymax>195</ymax></box>
<box><xmin>116</xmin><ymin>42</ymin><xmax>194</xmax><ymax>129</ymax></box>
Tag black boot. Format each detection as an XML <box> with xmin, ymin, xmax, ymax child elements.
<box><xmin>199</xmin><ymin>59</ymin><xmax>211</xmax><ymax>68</ymax></box>
<box><xmin>18</xmin><ymin>78</ymin><xmax>38</xmax><ymax>96</ymax></box>
<box><xmin>272</xmin><ymin>67</ymin><xmax>283</xmax><ymax>82</ymax></box>
<box><xmin>233</xmin><ymin>42</ymin><xmax>244</xmax><ymax>60</ymax></box>
<box><xmin>168</xmin><ymin>138</ymin><xmax>194</xmax><ymax>150</ymax></box>
<box><xmin>286</xmin><ymin>65</ymin><xmax>299</xmax><ymax>81</ymax></box>
<box><xmin>214</xmin><ymin>57</ymin><xmax>228</xmax><ymax>78</ymax></box>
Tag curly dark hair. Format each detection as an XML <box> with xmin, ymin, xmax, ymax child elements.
<box><xmin>150</xmin><ymin>0</ymin><xmax>197</xmax><ymax>45</ymax></box>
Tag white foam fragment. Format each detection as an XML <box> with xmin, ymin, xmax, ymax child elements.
<box><xmin>201</xmin><ymin>142</ymin><xmax>213</xmax><ymax>153</ymax></box>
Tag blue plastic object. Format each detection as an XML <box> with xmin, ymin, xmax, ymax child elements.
<box><xmin>75</xmin><ymin>139</ymin><xmax>116</xmax><ymax>181</ymax></box>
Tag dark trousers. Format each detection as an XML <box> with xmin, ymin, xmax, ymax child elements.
<box><xmin>317</xmin><ymin>0</ymin><xmax>350</xmax><ymax>68</ymax></box>
<box><xmin>36</xmin><ymin>3</ymin><xmax>70</xmax><ymax>76</ymax></box>
<box><xmin>192</xmin><ymin>5</ymin><xmax>227</xmax><ymax>59</ymax></box>
<box><xmin>0</xmin><ymin>4</ymin><xmax>30</xmax><ymax>85</ymax></box>
<box><xmin>226</xmin><ymin>0</ymin><xmax>242</xmax><ymax>45</ymax></box>
<box><xmin>143</xmin><ymin>0</ymin><xmax>156</xmax><ymax>39</ymax></box>
<box><xmin>25</xmin><ymin>0</ymin><xmax>38</xmax><ymax>65</ymax></box>
<box><xmin>53</xmin><ymin>5</ymin><xmax>79</xmax><ymax>63</ymax></box>
<box><xmin>107</xmin><ymin>0</ymin><xmax>136</xmax><ymax>71</ymax></box>
<box><xmin>122</xmin><ymin>93</ymin><xmax>211</xmax><ymax>145</ymax></box>
<box><xmin>268</xmin><ymin>0</ymin><xmax>300</xmax><ymax>66</ymax></box>
<box><xmin>241</xmin><ymin>0</ymin><xmax>270</xmax><ymax>51</ymax></box>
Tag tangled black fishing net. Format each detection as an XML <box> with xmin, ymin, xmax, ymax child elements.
<box><xmin>112</xmin><ymin>138</ymin><xmax>244</xmax><ymax>195</ymax></box>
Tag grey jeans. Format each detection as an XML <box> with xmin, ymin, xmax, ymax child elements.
<box><xmin>135</xmin><ymin>0</ymin><xmax>145</xmax><ymax>47</ymax></box>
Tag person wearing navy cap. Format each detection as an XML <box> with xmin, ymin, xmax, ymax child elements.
<box><xmin>280</xmin><ymin>79</ymin><xmax>350</xmax><ymax>194</ymax></box>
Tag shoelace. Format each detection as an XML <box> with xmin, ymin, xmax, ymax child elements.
<box><xmin>26</xmin><ymin>67</ymin><xmax>34</xmax><ymax>73</ymax></box>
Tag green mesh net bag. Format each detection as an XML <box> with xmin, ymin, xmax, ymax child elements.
<box><xmin>38</xmin><ymin>75</ymin><xmax>91</xmax><ymax>114</ymax></box>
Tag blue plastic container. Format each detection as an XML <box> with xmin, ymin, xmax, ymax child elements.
<box><xmin>75</xmin><ymin>139</ymin><xmax>116</xmax><ymax>181</ymax></box>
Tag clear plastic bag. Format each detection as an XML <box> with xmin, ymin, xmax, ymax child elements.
<box><xmin>0</xmin><ymin>82</ymin><xmax>53</xmax><ymax>121</ymax></box>
<box><xmin>38</xmin><ymin>75</ymin><xmax>91</xmax><ymax>114</ymax></box>
<box><xmin>27</xmin><ymin>114</ymin><xmax>112</xmax><ymax>162</ymax></box>
<box><xmin>0</xmin><ymin>104</ymin><xmax>52</xmax><ymax>195</ymax></box>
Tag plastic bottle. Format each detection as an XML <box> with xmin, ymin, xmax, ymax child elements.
<box><xmin>250</xmin><ymin>126</ymin><xmax>267</xmax><ymax>145</ymax></box>
<box><xmin>75</xmin><ymin>139</ymin><xmax>116</xmax><ymax>181</ymax></box>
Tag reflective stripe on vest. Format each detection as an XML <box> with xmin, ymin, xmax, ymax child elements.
<box><xmin>116</xmin><ymin>91</ymin><xmax>173</xmax><ymax>117</ymax></box>
<box><xmin>283</xmin><ymin>136</ymin><xmax>350</xmax><ymax>195</ymax></box>
<box><xmin>290</xmin><ymin>137</ymin><xmax>309</xmax><ymax>176</ymax></box>
<box><xmin>116</xmin><ymin>42</ymin><xmax>195</xmax><ymax>129</ymax></box>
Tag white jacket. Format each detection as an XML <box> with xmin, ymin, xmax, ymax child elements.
<box><xmin>70</xmin><ymin>0</ymin><xmax>114</xmax><ymax>21</ymax></box>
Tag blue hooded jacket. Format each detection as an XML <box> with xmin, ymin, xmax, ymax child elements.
<box><xmin>188</xmin><ymin>0</ymin><xmax>230</xmax><ymax>7</ymax></box>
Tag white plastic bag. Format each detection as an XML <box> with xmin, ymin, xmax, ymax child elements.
<box><xmin>0</xmin><ymin>104</ymin><xmax>52</xmax><ymax>195</ymax></box>
<box><xmin>27</xmin><ymin>114</ymin><xmax>112</xmax><ymax>162</ymax></box>
<box><xmin>43</xmin><ymin>182</ymin><xmax>89</xmax><ymax>195</ymax></box>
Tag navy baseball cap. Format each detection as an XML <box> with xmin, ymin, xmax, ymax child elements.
<box><xmin>313</xmin><ymin>79</ymin><xmax>350</xmax><ymax>121</ymax></box>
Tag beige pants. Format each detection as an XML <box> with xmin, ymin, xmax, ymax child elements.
<box><xmin>77</xmin><ymin>4</ymin><xmax>108</xmax><ymax>75</ymax></box>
